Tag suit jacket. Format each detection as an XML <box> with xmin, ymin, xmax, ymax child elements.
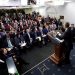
<box><xmin>71</xmin><ymin>27</ymin><xmax>75</xmax><ymax>37</ymax></box>
<box><xmin>20</xmin><ymin>32</ymin><xmax>26</xmax><ymax>40</ymax></box>
<box><xmin>24</xmin><ymin>32</ymin><xmax>31</xmax><ymax>43</ymax></box>
<box><xmin>0</xmin><ymin>51</ymin><xmax>5</xmax><ymax>62</ymax></box>
<box><xmin>14</xmin><ymin>36</ymin><xmax>21</xmax><ymax>47</ymax></box>
<box><xmin>42</xmin><ymin>28</ymin><xmax>48</xmax><ymax>35</ymax></box>
<box><xmin>20</xmin><ymin>35</ymin><xmax>25</xmax><ymax>42</ymax></box>
<box><xmin>0</xmin><ymin>37</ymin><xmax>3</xmax><ymax>48</ymax></box>
<box><xmin>59</xmin><ymin>27</ymin><xmax>73</xmax><ymax>50</ymax></box>
<box><xmin>3</xmin><ymin>38</ymin><xmax>14</xmax><ymax>49</ymax></box>
<box><xmin>30</xmin><ymin>31</ymin><xmax>36</xmax><ymax>41</ymax></box>
<box><xmin>2</xmin><ymin>35</ymin><xmax>8</xmax><ymax>48</ymax></box>
<box><xmin>36</xmin><ymin>31</ymin><xmax>42</xmax><ymax>37</ymax></box>
<box><xmin>14</xmin><ymin>35</ymin><xmax>25</xmax><ymax>48</ymax></box>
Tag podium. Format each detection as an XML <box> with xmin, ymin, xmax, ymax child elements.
<box><xmin>48</xmin><ymin>32</ymin><xmax>64</xmax><ymax>64</ymax></box>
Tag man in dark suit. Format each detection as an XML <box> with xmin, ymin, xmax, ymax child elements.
<box><xmin>1</xmin><ymin>33</ymin><xmax>17</xmax><ymax>57</ymax></box>
<box><xmin>57</xmin><ymin>22</ymin><xmax>73</xmax><ymax>64</ymax></box>
<box><xmin>70</xmin><ymin>24</ymin><xmax>75</xmax><ymax>42</ymax></box>
<box><xmin>36</xmin><ymin>27</ymin><xmax>42</xmax><ymax>47</ymax></box>
<box><xmin>24</xmin><ymin>28</ymin><xmax>32</xmax><ymax>47</ymax></box>
<box><xmin>14</xmin><ymin>33</ymin><xmax>26</xmax><ymax>53</ymax></box>
<box><xmin>30</xmin><ymin>28</ymin><xmax>37</xmax><ymax>45</ymax></box>
<box><xmin>42</xmin><ymin>26</ymin><xmax>49</xmax><ymax>45</ymax></box>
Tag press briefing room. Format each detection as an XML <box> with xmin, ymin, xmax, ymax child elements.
<box><xmin>0</xmin><ymin>0</ymin><xmax>75</xmax><ymax>75</ymax></box>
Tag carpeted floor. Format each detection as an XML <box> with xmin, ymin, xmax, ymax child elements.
<box><xmin>22</xmin><ymin>46</ymin><xmax>75</xmax><ymax>75</ymax></box>
<box><xmin>20</xmin><ymin>43</ymin><xmax>53</xmax><ymax>73</ymax></box>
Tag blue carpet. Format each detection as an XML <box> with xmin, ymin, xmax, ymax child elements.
<box><xmin>23</xmin><ymin>48</ymin><xmax>75</xmax><ymax>75</ymax></box>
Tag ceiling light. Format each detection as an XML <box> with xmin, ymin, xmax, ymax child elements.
<box><xmin>45</xmin><ymin>0</ymin><xmax>64</xmax><ymax>6</ymax></box>
<box><xmin>0</xmin><ymin>0</ymin><xmax>9</xmax><ymax>5</ymax></box>
<box><xmin>21</xmin><ymin>0</ymin><xmax>27</xmax><ymax>6</ymax></box>
<box><xmin>65</xmin><ymin>0</ymin><xmax>72</xmax><ymax>3</ymax></box>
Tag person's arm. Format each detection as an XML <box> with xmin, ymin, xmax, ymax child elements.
<box><xmin>57</xmin><ymin>31</ymin><xmax>67</xmax><ymax>40</ymax></box>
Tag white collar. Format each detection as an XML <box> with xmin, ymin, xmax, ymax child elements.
<box><xmin>65</xmin><ymin>28</ymin><xmax>68</xmax><ymax>31</ymax></box>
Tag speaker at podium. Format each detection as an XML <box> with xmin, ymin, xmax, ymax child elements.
<box><xmin>48</xmin><ymin>31</ymin><xmax>64</xmax><ymax>64</ymax></box>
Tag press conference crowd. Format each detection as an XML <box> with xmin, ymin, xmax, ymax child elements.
<box><xmin>0</xmin><ymin>11</ymin><xmax>75</xmax><ymax>74</ymax></box>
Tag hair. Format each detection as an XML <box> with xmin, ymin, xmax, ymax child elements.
<box><xmin>65</xmin><ymin>22</ymin><xmax>70</xmax><ymax>28</ymax></box>
<box><xmin>71</xmin><ymin>24</ymin><xmax>74</xmax><ymax>25</ymax></box>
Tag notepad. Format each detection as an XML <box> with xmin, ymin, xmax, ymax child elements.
<box><xmin>42</xmin><ymin>34</ymin><xmax>46</xmax><ymax>37</ymax></box>
<box><xmin>21</xmin><ymin>42</ymin><xmax>26</xmax><ymax>47</ymax></box>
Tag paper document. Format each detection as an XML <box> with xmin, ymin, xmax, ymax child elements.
<box><xmin>21</xmin><ymin>43</ymin><xmax>26</xmax><ymax>47</ymax></box>
<box><xmin>55</xmin><ymin>37</ymin><xmax>64</xmax><ymax>43</ymax></box>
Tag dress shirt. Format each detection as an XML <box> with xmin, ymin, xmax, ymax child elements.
<box><xmin>7</xmin><ymin>38</ymin><xmax>13</xmax><ymax>49</ymax></box>
<box><xmin>27</xmin><ymin>32</ymin><xmax>32</xmax><ymax>43</ymax></box>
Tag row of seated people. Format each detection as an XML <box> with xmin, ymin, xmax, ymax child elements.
<box><xmin>0</xmin><ymin>26</ymin><xmax>49</xmax><ymax>49</ymax></box>
<box><xmin>0</xmin><ymin>11</ymin><xmax>63</xmax><ymax>31</ymax></box>
<box><xmin>0</xmin><ymin>25</ymin><xmax>50</xmax><ymax>74</ymax></box>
